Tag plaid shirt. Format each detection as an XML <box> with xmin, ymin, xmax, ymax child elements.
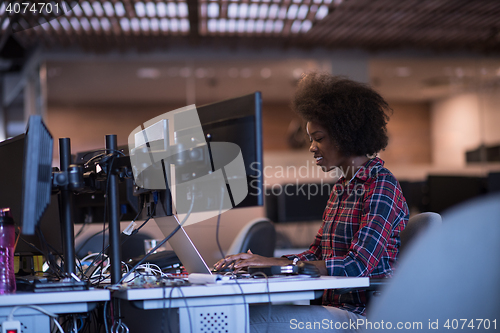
<box><xmin>285</xmin><ymin>157</ymin><xmax>409</xmax><ymax>315</ymax></box>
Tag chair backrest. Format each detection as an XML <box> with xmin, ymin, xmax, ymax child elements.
<box><xmin>367</xmin><ymin>194</ymin><xmax>500</xmax><ymax>330</ymax></box>
<box><xmin>399</xmin><ymin>212</ymin><xmax>442</xmax><ymax>253</ymax></box>
<box><xmin>226</xmin><ymin>218</ymin><xmax>276</xmax><ymax>257</ymax></box>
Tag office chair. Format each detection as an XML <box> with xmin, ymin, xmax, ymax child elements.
<box><xmin>399</xmin><ymin>212</ymin><xmax>442</xmax><ymax>253</ymax></box>
<box><xmin>226</xmin><ymin>218</ymin><xmax>277</xmax><ymax>257</ymax></box>
<box><xmin>366</xmin><ymin>193</ymin><xmax>500</xmax><ymax>331</ymax></box>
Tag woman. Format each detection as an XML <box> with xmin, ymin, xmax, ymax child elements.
<box><xmin>215</xmin><ymin>72</ymin><xmax>409</xmax><ymax>332</ymax></box>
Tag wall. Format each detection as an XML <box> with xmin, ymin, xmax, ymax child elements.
<box><xmin>262</xmin><ymin>101</ymin><xmax>432</xmax><ymax>184</ymax></box>
<box><xmin>431</xmin><ymin>87</ymin><xmax>500</xmax><ymax>168</ymax></box>
<box><xmin>47</xmin><ymin>100</ymin><xmax>433</xmax><ymax>182</ymax></box>
<box><xmin>47</xmin><ymin>103</ymin><xmax>185</xmax><ymax>155</ymax></box>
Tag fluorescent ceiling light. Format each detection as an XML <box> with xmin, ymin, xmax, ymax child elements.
<box><xmin>273</xmin><ymin>20</ymin><xmax>283</xmax><ymax>33</ymax></box>
<box><xmin>246</xmin><ymin>20</ymin><xmax>255</xmax><ymax>33</ymax></box>
<box><xmin>290</xmin><ymin>20</ymin><xmax>301</xmax><ymax>33</ymax></box>
<box><xmin>59</xmin><ymin>17</ymin><xmax>71</xmax><ymax>30</ymax></box>
<box><xmin>255</xmin><ymin>20</ymin><xmax>264</xmax><ymax>33</ymax></box>
<box><xmin>120</xmin><ymin>18</ymin><xmax>130</xmax><ymax>31</ymax></box>
<box><xmin>135</xmin><ymin>2</ymin><xmax>146</xmax><ymax>17</ymax></box>
<box><xmin>160</xmin><ymin>18</ymin><xmax>169</xmax><ymax>31</ymax></box>
<box><xmin>70</xmin><ymin>17</ymin><xmax>81</xmax><ymax>30</ymax></box>
<box><xmin>208</xmin><ymin>19</ymin><xmax>216</xmax><ymax>32</ymax></box>
<box><xmin>170</xmin><ymin>18</ymin><xmax>179</xmax><ymax>32</ymax></box>
<box><xmin>72</xmin><ymin>4</ymin><xmax>83</xmax><ymax>16</ymax></box>
<box><xmin>92</xmin><ymin>2</ymin><xmax>104</xmax><ymax>16</ymax></box>
<box><xmin>50</xmin><ymin>19</ymin><xmax>61</xmax><ymax>31</ymax></box>
<box><xmin>101</xmin><ymin>18</ymin><xmax>111</xmax><ymax>31</ymax></box>
<box><xmin>80</xmin><ymin>17</ymin><xmax>91</xmax><ymax>31</ymax></box>
<box><xmin>178</xmin><ymin>3</ymin><xmax>188</xmax><ymax>17</ymax></box>
<box><xmin>180</xmin><ymin>18</ymin><xmax>189</xmax><ymax>32</ymax></box>
<box><xmin>249</xmin><ymin>3</ymin><xmax>259</xmax><ymax>18</ymax></box>
<box><xmin>301</xmin><ymin>20</ymin><xmax>312</xmax><ymax>32</ymax></box>
<box><xmin>168</xmin><ymin>3</ymin><xmax>176</xmax><ymax>17</ymax></box>
<box><xmin>287</xmin><ymin>5</ymin><xmax>298</xmax><ymax>20</ymax></box>
<box><xmin>297</xmin><ymin>5</ymin><xmax>309</xmax><ymax>20</ymax></box>
<box><xmin>259</xmin><ymin>4</ymin><xmax>269</xmax><ymax>19</ymax></box>
<box><xmin>218</xmin><ymin>19</ymin><xmax>226</xmax><ymax>32</ymax></box>
<box><xmin>316</xmin><ymin>5</ymin><xmax>328</xmax><ymax>20</ymax></box>
<box><xmin>278</xmin><ymin>6</ymin><xmax>287</xmax><ymax>19</ymax></box>
<box><xmin>146</xmin><ymin>2</ymin><xmax>156</xmax><ymax>17</ymax></box>
<box><xmin>228</xmin><ymin>4</ymin><xmax>238</xmax><ymax>18</ymax></box>
<box><xmin>150</xmin><ymin>18</ymin><xmax>159</xmax><ymax>31</ymax></box>
<box><xmin>239</xmin><ymin>4</ymin><xmax>249</xmax><ymax>18</ymax></box>
<box><xmin>208</xmin><ymin>3</ymin><xmax>219</xmax><ymax>18</ymax></box>
<box><xmin>90</xmin><ymin>17</ymin><xmax>101</xmax><ymax>31</ymax></box>
<box><xmin>157</xmin><ymin>3</ymin><xmax>167</xmax><ymax>17</ymax></box>
<box><xmin>237</xmin><ymin>19</ymin><xmax>245</xmax><ymax>33</ymax></box>
<box><xmin>265</xmin><ymin>20</ymin><xmax>273</xmax><ymax>33</ymax></box>
<box><xmin>81</xmin><ymin>2</ymin><xmax>93</xmax><ymax>16</ymax></box>
<box><xmin>130</xmin><ymin>18</ymin><xmax>140</xmax><ymax>32</ymax></box>
<box><xmin>137</xmin><ymin>68</ymin><xmax>161</xmax><ymax>79</ymax></box>
<box><xmin>227</xmin><ymin>19</ymin><xmax>236</xmax><ymax>32</ymax></box>
<box><xmin>268</xmin><ymin>5</ymin><xmax>278</xmax><ymax>19</ymax></box>
<box><xmin>115</xmin><ymin>2</ymin><xmax>126</xmax><ymax>16</ymax></box>
<box><xmin>140</xmin><ymin>18</ymin><xmax>149</xmax><ymax>31</ymax></box>
<box><xmin>103</xmin><ymin>2</ymin><xmax>115</xmax><ymax>16</ymax></box>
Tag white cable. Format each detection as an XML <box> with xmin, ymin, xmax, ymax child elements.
<box><xmin>8</xmin><ymin>305</ymin><xmax>65</xmax><ymax>333</ymax></box>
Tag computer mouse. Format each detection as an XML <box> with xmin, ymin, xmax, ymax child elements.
<box><xmin>297</xmin><ymin>262</ymin><xmax>320</xmax><ymax>277</ymax></box>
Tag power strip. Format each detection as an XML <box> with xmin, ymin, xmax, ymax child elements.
<box><xmin>1</xmin><ymin>320</ymin><xmax>21</xmax><ymax>333</ymax></box>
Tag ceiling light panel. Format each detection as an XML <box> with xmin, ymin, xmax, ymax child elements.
<box><xmin>31</xmin><ymin>0</ymin><xmax>191</xmax><ymax>37</ymax></box>
<box><xmin>199</xmin><ymin>0</ymin><xmax>329</xmax><ymax>36</ymax></box>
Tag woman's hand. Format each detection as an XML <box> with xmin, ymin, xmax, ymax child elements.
<box><xmin>213</xmin><ymin>250</ymin><xmax>291</xmax><ymax>271</ymax></box>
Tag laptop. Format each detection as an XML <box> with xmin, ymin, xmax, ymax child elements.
<box><xmin>153</xmin><ymin>215</ymin><xmax>217</xmax><ymax>275</ymax></box>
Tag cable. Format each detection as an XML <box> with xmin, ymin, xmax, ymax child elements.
<box><xmin>215</xmin><ymin>185</ymin><xmax>226</xmax><ymax>260</ymax></box>
<box><xmin>250</xmin><ymin>272</ymin><xmax>272</xmax><ymax>333</ymax></box>
<box><xmin>103</xmin><ymin>301</ymin><xmax>110</xmax><ymax>333</ymax></box>
<box><xmin>80</xmin><ymin>201</ymin><xmax>144</xmax><ymax>281</ymax></box>
<box><xmin>8</xmin><ymin>305</ymin><xmax>65</xmax><ymax>333</ymax></box>
<box><xmin>117</xmin><ymin>186</ymin><xmax>196</xmax><ymax>285</ymax></box>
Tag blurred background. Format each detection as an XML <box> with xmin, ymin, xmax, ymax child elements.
<box><xmin>1</xmin><ymin>0</ymin><xmax>500</xmax><ymax>228</ymax></box>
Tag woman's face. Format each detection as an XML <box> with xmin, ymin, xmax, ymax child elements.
<box><xmin>306</xmin><ymin>121</ymin><xmax>347</xmax><ymax>173</ymax></box>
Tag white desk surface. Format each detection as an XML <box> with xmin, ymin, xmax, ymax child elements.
<box><xmin>113</xmin><ymin>276</ymin><xmax>369</xmax><ymax>309</ymax></box>
<box><xmin>0</xmin><ymin>289</ymin><xmax>110</xmax><ymax>314</ymax></box>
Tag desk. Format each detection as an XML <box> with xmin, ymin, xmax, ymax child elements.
<box><xmin>0</xmin><ymin>289</ymin><xmax>110</xmax><ymax>332</ymax></box>
<box><xmin>114</xmin><ymin>275</ymin><xmax>369</xmax><ymax>333</ymax></box>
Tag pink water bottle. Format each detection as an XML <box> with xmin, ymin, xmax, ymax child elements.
<box><xmin>0</xmin><ymin>208</ymin><xmax>16</xmax><ymax>294</ymax></box>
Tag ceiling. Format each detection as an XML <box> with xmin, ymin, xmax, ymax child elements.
<box><xmin>4</xmin><ymin>0</ymin><xmax>500</xmax><ymax>53</ymax></box>
<box><xmin>2</xmin><ymin>0</ymin><xmax>500</xmax><ymax>105</ymax></box>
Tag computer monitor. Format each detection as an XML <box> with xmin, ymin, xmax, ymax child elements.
<box><xmin>196</xmin><ymin>91</ymin><xmax>264</xmax><ymax>208</ymax></box>
<box><xmin>0</xmin><ymin>116</ymin><xmax>62</xmax><ymax>254</ymax></box>
<box><xmin>21</xmin><ymin>115</ymin><xmax>54</xmax><ymax>235</ymax></box>
<box><xmin>72</xmin><ymin>146</ymin><xmax>140</xmax><ymax>224</ymax></box>
<box><xmin>128</xmin><ymin>92</ymin><xmax>264</xmax><ymax>269</ymax></box>
<box><xmin>134</xmin><ymin>92</ymin><xmax>264</xmax><ymax>217</ymax></box>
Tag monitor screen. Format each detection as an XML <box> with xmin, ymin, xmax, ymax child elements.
<box><xmin>21</xmin><ymin>115</ymin><xmax>54</xmax><ymax>235</ymax></box>
<box><xmin>196</xmin><ymin>91</ymin><xmax>264</xmax><ymax>209</ymax></box>
<box><xmin>0</xmin><ymin>120</ymin><xmax>62</xmax><ymax>254</ymax></box>
<box><xmin>134</xmin><ymin>92</ymin><xmax>264</xmax><ymax>218</ymax></box>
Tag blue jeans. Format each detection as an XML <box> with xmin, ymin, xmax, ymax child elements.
<box><xmin>250</xmin><ymin>304</ymin><xmax>364</xmax><ymax>333</ymax></box>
